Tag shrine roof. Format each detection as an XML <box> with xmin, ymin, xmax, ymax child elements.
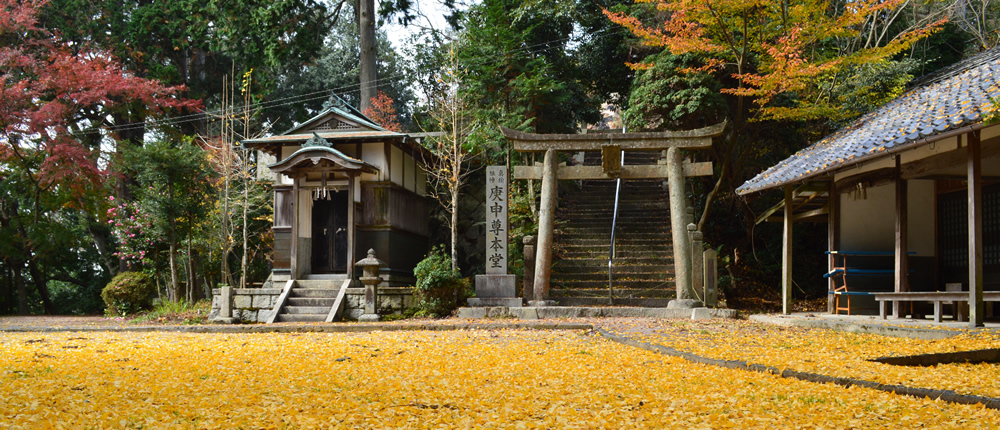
<box><xmin>737</xmin><ymin>47</ymin><xmax>1000</xmax><ymax>195</ymax></box>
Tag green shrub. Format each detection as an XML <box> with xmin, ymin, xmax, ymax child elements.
<box><xmin>413</xmin><ymin>246</ymin><xmax>469</xmax><ymax>317</ymax></box>
<box><xmin>101</xmin><ymin>272</ymin><xmax>156</xmax><ymax>316</ymax></box>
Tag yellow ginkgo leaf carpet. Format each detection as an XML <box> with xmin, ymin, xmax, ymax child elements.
<box><xmin>2</xmin><ymin>329</ymin><xmax>998</xmax><ymax>429</ymax></box>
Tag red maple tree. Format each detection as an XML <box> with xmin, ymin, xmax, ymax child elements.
<box><xmin>0</xmin><ymin>0</ymin><xmax>197</xmax><ymax>199</ymax></box>
<box><xmin>362</xmin><ymin>91</ymin><xmax>403</xmax><ymax>132</ymax></box>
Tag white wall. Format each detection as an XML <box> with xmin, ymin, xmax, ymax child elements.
<box><xmin>362</xmin><ymin>142</ymin><xmax>386</xmax><ymax>182</ymax></box>
<box><xmin>404</xmin><ymin>153</ymin><xmax>416</xmax><ymax>191</ymax></box>
<box><xmin>391</xmin><ymin>146</ymin><xmax>403</xmax><ymax>186</ymax></box>
<box><xmin>839</xmin><ymin>179</ymin><xmax>935</xmax><ymax>256</ymax></box>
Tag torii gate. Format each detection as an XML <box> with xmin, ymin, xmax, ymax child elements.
<box><xmin>501</xmin><ymin>121</ymin><xmax>726</xmax><ymax>306</ymax></box>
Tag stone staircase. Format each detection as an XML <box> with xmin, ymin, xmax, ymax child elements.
<box><xmin>550</xmin><ymin>151</ymin><xmax>675</xmax><ymax>306</ymax></box>
<box><xmin>272</xmin><ymin>278</ymin><xmax>345</xmax><ymax>322</ymax></box>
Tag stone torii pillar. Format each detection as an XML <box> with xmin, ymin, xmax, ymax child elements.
<box><xmin>531</xmin><ymin>149</ymin><xmax>558</xmax><ymax>306</ymax></box>
<box><xmin>667</xmin><ymin>147</ymin><xmax>699</xmax><ymax>307</ymax></box>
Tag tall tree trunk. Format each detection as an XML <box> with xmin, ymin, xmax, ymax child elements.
<box><xmin>25</xmin><ymin>257</ymin><xmax>52</xmax><ymax>314</ymax></box>
<box><xmin>187</xmin><ymin>219</ymin><xmax>198</xmax><ymax>300</ymax></box>
<box><xmin>169</xmin><ymin>235</ymin><xmax>180</xmax><ymax>302</ymax></box>
<box><xmin>358</xmin><ymin>0</ymin><xmax>377</xmax><ymax>112</ymax></box>
<box><xmin>169</xmin><ymin>182</ymin><xmax>180</xmax><ymax>301</ymax></box>
<box><xmin>240</xmin><ymin>176</ymin><xmax>249</xmax><ymax>288</ymax></box>
<box><xmin>12</xmin><ymin>261</ymin><xmax>27</xmax><ymax>315</ymax></box>
<box><xmin>3</xmin><ymin>263</ymin><xmax>15</xmax><ymax>314</ymax></box>
<box><xmin>111</xmin><ymin>108</ymin><xmax>145</xmax><ymax>273</ymax></box>
<box><xmin>451</xmin><ymin>182</ymin><xmax>460</xmax><ymax>272</ymax></box>
<box><xmin>87</xmin><ymin>216</ymin><xmax>117</xmax><ymax>277</ymax></box>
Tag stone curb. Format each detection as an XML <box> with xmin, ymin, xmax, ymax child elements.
<box><xmin>595</xmin><ymin>328</ymin><xmax>1000</xmax><ymax>410</ymax></box>
<box><xmin>0</xmin><ymin>322</ymin><xmax>594</xmax><ymax>334</ymax></box>
<box><xmin>748</xmin><ymin>314</ymin><xmax>964</xmax><ymax>340</ymax></box>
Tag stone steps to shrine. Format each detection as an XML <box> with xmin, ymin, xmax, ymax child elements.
<box><xmin>549</xmin><ymin>177</ymin><xmax>676</xmax><ymax>301</ymax></box>
<box><xmin>273</xmin><ymin>280</ymin><xmax>341</xmax><ymax>323</ymax></box>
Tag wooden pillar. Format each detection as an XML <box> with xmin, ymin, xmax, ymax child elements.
<box><xmin>782</xmin><ymin>185</ymin><xmax>793</xmax><ymax>315</ymax></box>
<box><xmin>532</xmin><ymin>149</ymin><xmax>557</xmax><ymax>302</ymax></box>
<box><xmin>290</xmin><ymin>173</ymin><xmax>300</xmax><ymax>280</ymax></box>
<box><xmin>347</xmin><ymin>173</ymin><xmax>356</xmax><ymax>280</ymax></box>
<box><xmin>667</xmin><ymin>147</ymin><xmax>694</xmax><ymax>301</ymax></box>
<box><xmin>968</xmin><ymin>131</ymin><xmax>984</xmax><ymax>327</ymax></box>
<box><xmin>894</xmin><ymin>157</ymin><xmax>909</xmax><ymax>318</ymax></box>
<box><xmin>827</xmin><ymin>181</ymin><xmax>839</xmax><ymax>314</ymax></box>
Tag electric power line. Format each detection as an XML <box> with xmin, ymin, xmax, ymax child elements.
<box><xmin>73</xmin><ymin>25</ymin><xmax>610</xmax><ymax>137</ymax></box>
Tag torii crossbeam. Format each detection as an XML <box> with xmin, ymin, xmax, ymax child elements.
<box><xmin>501</xmin><ymin>121</ymin><xmax>726</xmax><ymax>306</ymax></box>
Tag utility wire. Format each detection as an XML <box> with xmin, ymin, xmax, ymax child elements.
<box><xmin>72</xmin><ymin>26</ymin><xmax>610</xmax><ymax>137</ymax></box>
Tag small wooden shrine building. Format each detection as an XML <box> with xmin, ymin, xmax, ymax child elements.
<box><xmin>737</xmin><ymin>48</ymin><xmax>1000</xmax><ymax>327</ymax></box>
<box><xmin>243</xmin><ymin>96</ymin><xmax>431</xmax><ymax>286</ymax></box>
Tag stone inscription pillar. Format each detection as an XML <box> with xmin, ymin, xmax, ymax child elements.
<box><xmin>522</xmin><ymin>235</ymin><xmax>536</xmax><ymax>302</ymax></box>
<box><xmin>470</xmin><ymin>166</ymin><xmax>520</xmax><ymax>307</ymax></box>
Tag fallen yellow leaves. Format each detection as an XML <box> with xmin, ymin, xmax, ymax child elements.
<box><xmin>0</xmin><ymin>329</ymin><xmax>997</xmax><ymax>429</ymax></box>
<box><xmin>602</xmin><ymin>319</ymin><xmax>1000</xmax><ymax>400</ymax></box>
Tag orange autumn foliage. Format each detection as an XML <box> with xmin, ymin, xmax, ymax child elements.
<box><xmin>362</xmin><ymin>91</ymin><xmax>403</xmax><ymax>132</ymax></box>
<box><xmin>604</xmin><ymin>0</ymin><xmax>945</xmax><ymax>121</ymax></box>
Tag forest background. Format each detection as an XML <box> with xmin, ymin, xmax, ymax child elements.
<box><xmin>1</xmin><ymin>0</ymin><xmax>998</xmax><ymax>315</ymax></box>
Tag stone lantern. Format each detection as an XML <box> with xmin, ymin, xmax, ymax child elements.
<box><xmin>356</xmin><ymin>249</ymin><xmax>385</xmax><ymax>322</ymax></box>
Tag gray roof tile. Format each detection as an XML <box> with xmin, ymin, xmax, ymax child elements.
<box><xmin>737</xmin><ymin>48</ymin><xmax>1000</xmax><ymax>195</ymax></box>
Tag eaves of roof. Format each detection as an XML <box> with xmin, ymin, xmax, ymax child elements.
<box><xmin>737</xmin><ymin>48</ymin><xmax>1000</xmax><ymax>195</ymax></box>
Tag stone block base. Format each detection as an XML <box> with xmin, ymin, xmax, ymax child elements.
<box><xmin>358</xmin><ymin>314</ymin><xmax>381</xmax><ymax>322</ymax></box>
<box><xmin>475</xmin><ymin>274</ymin><xmax>516</xmax><ymax>298</ymax></box>
<box><xmin>528</xmin><ymin>300</ymin><xmax>558</xmax><ymax>307</ymax></box>
<box><xmin>468</xmin><ymin>297</ymin><xmax>522</xmax><ymax>307</ymax></box>
<box><xmin>690</xmin><ymin>307</ymin><xmax>712</xmax><ymax>320</ymax></box>
<box><xmin>667</xmin><ymin>299</ymin><xmax>704</xmax><ymax>309</ymax></box>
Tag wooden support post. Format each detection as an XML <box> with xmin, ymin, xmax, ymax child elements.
<box><xmin>968</xmin><ymin>131</ymin><xmax>985</xmax><ymax>327</ymax></box>
<box><xmin>894</xmin><ymin>157</ymin><xmax>909</xmax><ymax>319</ymax></box>
<box><xmin>828</xmin><ymin>181</ymin><xmax>839</xmax><ymax>314</ymax></box>
<box><xmin>347</xmin><ymin>173</ymin><xmax>356</xmax><ymax>280</ymax></box>
<box><xmin>667</xmin><ymin>147</ymin><xmax>694</xmax><ymax>301</ymax></box>
<box><xmin>532</xmin><ymin>149</ymin><xmax>558</xmax><ymax>302</ymax></box>
<box><xmin>290</xmin><ymin>174</ymin><xmax>300</xmax><ymax>280</ymax></box>
<box><xmin>782</xmin><ymin>185</ymin><xmax>794</xmax><ymax>315</ymax></box>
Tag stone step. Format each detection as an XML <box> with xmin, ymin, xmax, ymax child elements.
<box><xmin>560</xmin><ymin>206</ymin><xmax>669</xmax><ymax>213</ymax></box>
<box><xmin>558</xmin><ymin>251</ymin><xmax>673</xmax><ymax>260</ymax></box>
<box><xmin>553</xmin><ymin>297</ymin><xmax>673</xmax><ymax>306</ymax></box>
<box><xmin>283</xmin><ymin>306</ymin><xmax>331</xmax><ymax>314</ymax></box>
<box><xmin>275</xmin><ymin>314</ymin><xmax>327</xmax><ymax>323</ymax></box>
<box><xmin>549</xmin><ymin>288</ymin><xmax>676</xmax><ymax>298</ymax></box>
<box><xmin>290</xmin><ymin>288</ymin><xmax>341</xmax><ymax>298</ymax></box>
<box><xmin>552</xmin><ymin>270</ymin><xmax>674</xmax><ymax>285</ymax></box>
<box><xmin>295</xmin><ymin>279</ymin><xmax>346</xmax><ymax>288</ymax></box>
<box><xmin>286</xmin><ymin>297</ymin><xmax>336</xmax><ymax>307</ymax></box>
<box><xmin>559</xmin><ymin>226</ymin><xmax>671</xmax><ymax>234</ymax></box>
<box><xmin>550</xmin><ymin>279</ymin><xmax>675</xmax><ymax>289</ymax></box>
<box><xmin>560</xmin><ymin>244</ymin><xmax>673</xmax><ymax>252</ymax></box>
<box><xmin>557</xmin><ymin>232</ymin><xmax>671</xmax><ymax>240</ymax></box>
<box><xmin>563</xmin><ymin>199</ymin><xmax>667</xmax><ymax>207</ymax></box>
<box><xmin>552</xmin><ymin>256</ymin><xmax>673</xmax><ymax>270</ymax></box>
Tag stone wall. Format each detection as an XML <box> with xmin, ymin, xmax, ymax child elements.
<box><xmin>210</xmin><ymin>286</ymin><xmax>416</xmax><ymax>323</ymax></box>
<box><xmin>209</xmin><ymin>288</ymin><xmax>282</xmax><ymax>323</ymax></box>
<box><xmin>343</xmin><ymin>287</ymin><xmax>416</xmax><ymax>320</ymax></box>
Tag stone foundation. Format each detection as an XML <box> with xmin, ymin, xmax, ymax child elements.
<box><xmin>210</xmin><ymin>286</ymin><xmax>415</xmax><ymax>323</ymax></box>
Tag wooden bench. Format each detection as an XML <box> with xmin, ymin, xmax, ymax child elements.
<box><xmin>873</xmin><ymin>292</ymin><xmax>1000</xmax><ymax>322</ymax></box>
